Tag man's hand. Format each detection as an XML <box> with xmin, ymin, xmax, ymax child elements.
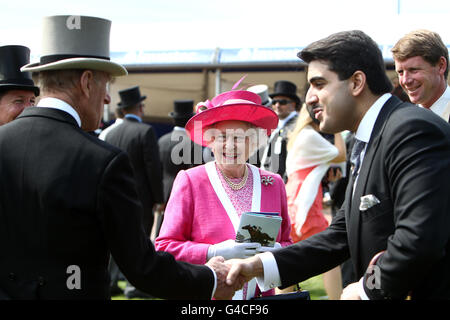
<box><xmin>206</xmin><ymin>256</ymin><xmax>243</xmax><ymax>300</ymax></box>
<box><xmin>340</xmin><ymin>282</ymin><xmax>361</xmax><ymax>300</ymax></box>
<box><xmin>225</xmin><ymin>255</ymin><xmax>264</xmax><ymax>287</ymax></box>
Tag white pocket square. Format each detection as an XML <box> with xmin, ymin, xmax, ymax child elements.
<box><xmin>359</xmin><ymin>194</ymin><xmax>380</xmax><ymax>211</ymax></box>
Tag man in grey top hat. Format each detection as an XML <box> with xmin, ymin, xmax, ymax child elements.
<box><xmin>0</xmin><ymin>45</ymin><xmax>40</xmax><ymax>125</ymax></box>
<box><xmin>0</xmin><ymin>15</ymin><xmax>237</xmax><ymax>300</ymax></box>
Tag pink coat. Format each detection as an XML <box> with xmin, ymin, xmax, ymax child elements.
<box><xmin>155</xmin><ymin>163</ymin><xmax>292</xmax><ymax>264</ymax></box>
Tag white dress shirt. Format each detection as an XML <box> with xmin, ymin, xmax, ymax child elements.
<box><xmin>258</xmin><ymin>94</ymin><xmax>393</xmax><ymax>300</ymax></box>
<box><xmin>424</xmin><ymin>85</ymin><xmax>450</xmax><ymax>121</ymax></box>
<box><xmin>37</xmin><ymin>97</ymin><xmax>82</xmax><ymax>128</ymax></box>
<box><xmin>352</xmin><ymin>93</ymin><xmax>391</xmax><ymax>186</ymax></box>
<box><xmin>277</xmin><ymin>111</ymin><xmax>298</xmax><ymax>130</ymax></box>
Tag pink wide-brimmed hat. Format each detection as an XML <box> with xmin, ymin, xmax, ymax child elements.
<box><xmin>186</xmin><ymin>88</ymin><xmax>278</xmax><ymax>146</ymax></box>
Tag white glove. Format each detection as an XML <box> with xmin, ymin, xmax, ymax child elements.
<box><xmin>256</xmin><ymin>242</ymin><xmax>282</xmax><ymax>253</ymax></box>
<box><xmin>207</xmin><ymin>239</ymin><xmax>261</xmax><ymax>260</ymax></box>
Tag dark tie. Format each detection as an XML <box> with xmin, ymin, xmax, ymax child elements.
<box><xmin>350</xmin><ymin>138</ymin><xmax>366</xmax><ymax>178</ymax></box>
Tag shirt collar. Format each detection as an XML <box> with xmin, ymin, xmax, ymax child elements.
<box><xmin>355</xmin><ymin>93</ymin><xmax>392</xmax><ymax>143</ymax></box>
<box><xmin>278</xmin><ymin>111</ymin><xmax>298</xmax><ymax>129</ymax></box>
<box><xmin>37</xmin><ymin>97</ymin><xmax>81</xmax><ymax>127</ymax></box>
<box><xmin>427</xmin><ymin>85</ymin><xmax>450</xmax><ymax>118</ymax></box>
<box><xmin>124</xmin><ymin>114</ymin><xmax>142</xmax><ymax>122</ymax></box>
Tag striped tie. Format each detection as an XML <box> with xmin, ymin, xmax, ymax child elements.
<box><xmin>350</xmin><ymin>139</ymin><xmax>366</xmax><ymax>178</ymax></box>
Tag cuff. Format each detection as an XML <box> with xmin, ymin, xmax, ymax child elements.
<box><xmin>358</xmin><ymin>277</ymin><xmax>370</xmax><ymax>300</ymax></box>
<box><xmin>255</xmin><ymin>252</ymin><xmax>282</xmax><ymax>291</ymax></box>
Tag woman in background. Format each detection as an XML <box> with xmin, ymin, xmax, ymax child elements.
<box><xmin>285</xmin><ymin>104</ymin><xmax>346</xmax><ymax>299</ymax></box>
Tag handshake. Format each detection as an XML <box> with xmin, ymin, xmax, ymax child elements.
<box><xmin>205</xmin><ymin>239</ymin><xmax>281</xmax><ymax>300</ymax></box>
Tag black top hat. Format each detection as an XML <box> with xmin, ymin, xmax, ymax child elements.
<box><xmin>269</xmin><ymin>80</ymin><xmax>300</xmax><ymax>104</ymax></box>
<box><xmin>169</xmin><ymin>100</ymin><xmax>195</xmax><ymax>119</ymax></box>
<box><xmin>117</xmin><ymin>86</ymin><xmax>146</xmax><ymax>109</ymax></box>
<box><xmin>0</xmin><ymin>45</ymin><xmax>40</xmax><ymax>96</ymax></box>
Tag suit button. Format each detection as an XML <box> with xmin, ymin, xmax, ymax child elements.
<box><xmin>8</xmin><ymin>273</ymin><xmax>16</xmax><ymax>281</ymax></box>
<box><xmin>38</xmin><ymin>276</ymin><xmax>46</xmax><ymax>286</ymax></box>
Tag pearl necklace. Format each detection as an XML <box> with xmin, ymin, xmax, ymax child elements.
<box><xmin>219</xmin><ymin>165</ymin><xmax>249</xmax><ymax>191</ymax></box>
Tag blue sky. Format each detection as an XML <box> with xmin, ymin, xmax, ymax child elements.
<box><xmin>1</xmin><ymin>0</ymin><xmax>449</xmax><ymax>53</ymax></box>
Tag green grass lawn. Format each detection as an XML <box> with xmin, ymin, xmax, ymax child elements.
<box><xmin>112</xmin><ymin>274</ymin><xmax>327</xmax><ymax>300</ymax></box>
<box><xmin>299</xmin><ymin>274</ymin><xmax>327</xmax><ymax>300</ymax></box>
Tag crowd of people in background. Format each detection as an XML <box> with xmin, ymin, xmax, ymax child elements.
<box><xmin>0</xmin><ymin>14</ymin><xmax>449</xmax><ymax>300</ymax></box>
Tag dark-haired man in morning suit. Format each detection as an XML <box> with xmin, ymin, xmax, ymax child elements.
<box><xmin>226</xmin><ymin>30</ymin><xmax>450</xmax><ymax>300</ymax></box>
<box><xmin>0</xmin><ymin>15</ymin><xmax>235</xmax><ymax>300</ymax></box>
<box><xmin>158</xmin><ymin>100</ymin><xmax>200</xmax><ymax>205</ymax></box>
<box><xmin>155</xmin><ymin>100</ymin><xmax>201</xmax><ymax>241</ymax></box>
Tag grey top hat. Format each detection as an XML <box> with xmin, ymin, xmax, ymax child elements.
<box><xmin>117</xmin><ymin>86</ymin><xmax>146</xmax><ymax>109</ymax></box>
<box><xmin>0</xmin><ymin>45</ymin><xmax>39</xmax><ymax>96</ymax></box>
<box><xmin>21</xmin><ymin>15</ymin><xmax>127</xmax><ymax>77</ymax></box>
<box><xmin>169</xmin><ymin>100</ymin><xmax>195</xmax><ymax>119</ymax></box>
<box><xmin>247</xmin><ymin>84</ymin><xmax>272</xmax><ymax>107</ymax></box>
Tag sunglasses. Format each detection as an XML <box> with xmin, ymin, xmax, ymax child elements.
<box><xmin>271</xmin><ymin>99</ymin><xmax>294</xmax><ymax>106</ymax></box>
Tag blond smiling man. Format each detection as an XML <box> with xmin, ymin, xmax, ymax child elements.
<box><xmin>392</xmin><ymin>29</ymin><xmax>450</xmax><ymax>122</ymax></box>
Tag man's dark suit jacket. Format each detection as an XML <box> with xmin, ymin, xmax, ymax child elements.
<box><xmin>0</xmin><ymin>107</ymin><xmax>213</xmax><ymax>299</ymax></box>
<box><xmin>105</xmin><ymin>117</ymin><xmax>164</xmax><ymax>235</ymax></box>
<box><xmin>258</xmin><ymin>114</ymin><xmax>297</xmax><ymax>182</ymax></box>
<box><xmin>158</xmin><ymin>129</ymin><xmax>202</xmax><ymax>203</ymax></box>
<box><xmin>272</xmin><ymin>96</ymin><xmax>450</xmax><ymax>299</ymax></box>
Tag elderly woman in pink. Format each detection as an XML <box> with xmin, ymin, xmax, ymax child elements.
<box><xmin>155</xmin><ymin>86</ymin><xmax>292</xmax><ymax>300</ymax></box>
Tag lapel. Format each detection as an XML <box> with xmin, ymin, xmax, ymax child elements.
<box><xmin>268</xmin><ymin>113</ymin><xmax>298</xmax><ymax>145</ymax></box>
<box><xmin>261</xmin><ymin>114</ymin><xmax>298</xmax><ymax>165</ymax></box>
<box><xmin>346</xmin><ymin>96</ymin><xmax>403</xmax><ymax>268</ymax></box>
<box><xmin>266</xmin><ymin>129</ymin><xmax>279</xmax><ymax>149</ymax></box>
